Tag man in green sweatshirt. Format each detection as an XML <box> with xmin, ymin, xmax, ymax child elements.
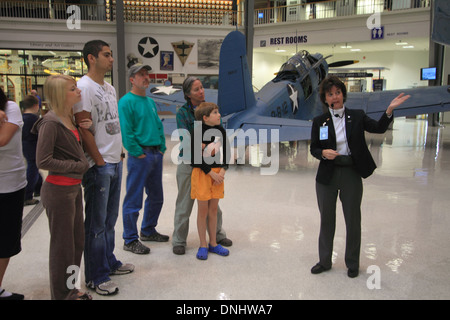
<box><xmin>118</xmin><ymin>63</ymin><xmax>168</xmax><ymax>255</ymax></box>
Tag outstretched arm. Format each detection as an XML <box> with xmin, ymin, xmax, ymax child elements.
<box><xmin>386</xmin><ymin>92</ymin><xmax>411</xmax><ymax>116</ymax></box>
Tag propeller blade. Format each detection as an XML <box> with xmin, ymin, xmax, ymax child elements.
<box><xmin>328</xmin><ymin>60</ymin><xmax>359</xmax><ymax>67</ymax></box>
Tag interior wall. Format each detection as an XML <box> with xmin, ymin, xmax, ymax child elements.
<box><xmin>124</xmin><ymin>23</ymin><xmax>230</xmax><ymax>79</ymax></box>
<box><xmin>1</xmin><ymin>9</ymin><xmax>444</xmax><ymax>97</ymax></box>
<box><xmin>252</xmin><ymin>49</ymin><xmax>430</xmax><ymax>92</ymax></box>
<box><xmin>330</xmin><ymin>50</ymin><xmax>430</xmax><ymax>90</ymax></box>
<box><xmin>252</xmin><ymin>51</ymin><xmax>288</xmax><ymax>91</ymax></box>
<box><xmin>251</xmin><ymin>7</ymin><xmax>433</xmax><ymax>92</ymax></box>
<box><xmin>0</xmin><ymin>18</ymin><xmax>233</xmax><ymax>96</ymax></box>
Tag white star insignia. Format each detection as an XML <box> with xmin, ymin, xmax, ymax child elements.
<box><xmin>151</xmin><ymin>85</ymin><xmax>181</xmax><ymax>95</ymax></box>
<box><xmin>139</xmin><ymin>38</ymin><xmax>158</xmax><ymax>57</ymax></box>
<box><xmin>288</xmin><ymin>84</ymin><xmax>298</xmax><ymax>114</ymax></box>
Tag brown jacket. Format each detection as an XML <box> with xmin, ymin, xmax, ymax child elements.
<box><xmin>32</xmin><ymin>110</ymin><xmax>89</xmax><ymax>179</ymax></box>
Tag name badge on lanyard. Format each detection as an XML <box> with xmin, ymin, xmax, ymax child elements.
<box><xmin>320</xmin><ymin>126</ymin><xmax>328</xmax><ymax>140</ymax></box>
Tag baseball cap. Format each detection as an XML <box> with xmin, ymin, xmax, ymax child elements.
<box><xmin>128</xmin><ymin>63</ymin><xmax>152</xmax><ymax>78</ymax></box>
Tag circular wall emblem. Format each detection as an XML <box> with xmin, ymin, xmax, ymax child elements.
<box><xmin>138</xmin><ymin>37</ymin><xmax>159</xmax><ymax>58</ymax></box>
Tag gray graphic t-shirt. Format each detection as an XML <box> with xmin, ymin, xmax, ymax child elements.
<box><xmin>74</xmin><ymin>75</ymin><xmax>122</xmax><ymax>167</ymax></box>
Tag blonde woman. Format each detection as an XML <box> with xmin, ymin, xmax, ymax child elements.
<box><xmin>33</xmin><ymin>75</ymin><xmax>91</xmax><ymax>300</ymax></box>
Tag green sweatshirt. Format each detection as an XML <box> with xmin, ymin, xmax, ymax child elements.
<box><xmin>118</xmin><ymin>92</ymin><xmax>166</xmax><ymax>157</ymax></box>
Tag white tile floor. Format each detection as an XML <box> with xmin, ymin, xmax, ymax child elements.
<box><xmin>4</xmin><ymin>117</ymin><xmax>450</xmax><ymax>300</ymax></box>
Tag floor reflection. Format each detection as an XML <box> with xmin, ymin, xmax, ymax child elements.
<box><xmin>233</xmin><ymin>118</ymin><xmax>448</xmax><ymax>178</ymax></box>
<box><xmin>8</xmin><ymin>118</ymin><xmax>450</xmax><ymax>300</ymax></box>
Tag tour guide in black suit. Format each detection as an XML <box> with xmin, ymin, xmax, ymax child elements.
<box><xmin>310</xmin><ymin>75</ymin><xmax>410</xmax><ymax>278</ymax></box>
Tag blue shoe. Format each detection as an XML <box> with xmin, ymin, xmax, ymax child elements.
<box><xmin>196</xmin><ymin>247</ymin><xmax>208</xmax><ymax>260</ymax></box>
<box><xmin>208</xmin><ymin>244</ymin><xmax>229</xmax><ymax>256</ymax></box>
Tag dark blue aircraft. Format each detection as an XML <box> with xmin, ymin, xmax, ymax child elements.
<box><xmin>148</xmin><ymin>30</ymin><xmax>450</xmax><ymax>145</ymax></box>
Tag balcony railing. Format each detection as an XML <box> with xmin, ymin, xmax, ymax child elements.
<box><xmin>0</xmin><ymin>0</ymin><xmax>238</xmax><ymax>26</ymax></box>
<box><xmin>0</xmin><ymin>0</ymin><xmax>106</xmax><ymax>20</ymax></box>
<box><xmin>0</xmin><ymin>0</ymin><xmax>431</xmax><ymax>26</ymax></box>
<box><xmin>255</xmin><ymin>0</ymin><xmax>431</xmax><ymax>25</ymax></box>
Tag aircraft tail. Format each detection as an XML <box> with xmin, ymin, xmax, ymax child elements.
<box><xmin>218</xmin><ymin>30</ymin><xmax>255</xmax><ymax>117</ymax></box>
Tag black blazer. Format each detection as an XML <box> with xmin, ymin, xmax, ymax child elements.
<box><xmin>310</xmin><ymin>108</ymin><xmax>393</xmax><ymax>185</ymax></box>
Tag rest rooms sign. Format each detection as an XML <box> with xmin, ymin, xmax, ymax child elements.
<box><xmin>259</xmin><ymin>34</ymin><xmax>308</xmax><ymax>47</ymax></box>
<box><xmin>269</xmin><ymin>35</ymin><xmax>308</xmax><ymax>45</ymax></box>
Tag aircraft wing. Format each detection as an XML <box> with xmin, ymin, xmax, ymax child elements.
<box><xmin>161</xmin><ymin>116</ymin><xmax>177</xmax><ymax>137</ymax></box>
<box><xmin>224</xmin><ymin>115</ymin><xmax>312</xmax><ymax>145</ymax></box>
<box><xmin>165</xmin><ymin>114</ymin><xmax>312</xmax><ymax>143</ymax></box>
<box><xmin>346</xmin><ymin>86</ymin><xmax>450</xmax><ymax>120</ymax></box>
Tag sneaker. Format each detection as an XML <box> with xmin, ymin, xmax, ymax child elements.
<box><xmin>123</xmin><ymin>240</ymin><xmax>150</xmax><ymax>254</ymax></box>
<box><xmin>93</xmin><ymin>280</ymin><xmax>119</xmax><ymax>296</ymax></box>
<box><xmin>110</xmin><ymin>263</ymin><xmax>135</xmax><ymax>275</ymax></box>
<box><xmin>140</xmin><ymin>231</ymin><xmax>169</xmax><ymax>242</ymax></box>
<box><xmin>24</xmin><ymin>199</ymin><xmax>39</xmax><ymax>206</ymax></box>
<box><xmin>0</xmin><ymin>289</ymin><xmax>24</xmax><ymax>300</ymax></box>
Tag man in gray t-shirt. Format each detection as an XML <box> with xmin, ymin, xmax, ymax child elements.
<box><xmin>74</xmin><ymin>40</ymin><xmax>134</xmax><ymax>297</ymax></box>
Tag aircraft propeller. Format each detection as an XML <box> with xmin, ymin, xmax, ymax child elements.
<box><xmin>328</xmin><ymin>60</ymin><xmax>359</xmax><ymax>67</ymax></box>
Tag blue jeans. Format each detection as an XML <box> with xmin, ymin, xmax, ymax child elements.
<box><xmin>122</xmin><ymin>149</ymin><xmax>164</xmax><ymax>244</ymax></box>
<box><xmin>24</xmin><ymin>158</ymin><xmax>42</xmax><ymax>200</ymax></box>
<box><xmin>82</xmin><ymin>162</ymin><xmax>123</xmax><ymax>286</ymax></box>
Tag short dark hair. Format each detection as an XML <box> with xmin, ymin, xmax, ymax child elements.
<box><xmin>83</xmin><ymin>40</ymin><xmax>110</xmax><ymax>69</ymax></box>
<box><xmin>319</xmin><ymin>75</ymin><xmax>347</xmax><ymax>106</ymax></box>
<box><xmin>0</xmin><ymin>87</ymin><xmax>8</xmax><ymax>111</ymax></box>
<box><xmin>195</xmin><ymin>102</ymin><xmax>219</xmax><ymax>121</ymax></box>
<box><xmin>21</xmin><ymin>95</ymin><xmax>39</xmax><ymax>110</ymax></box>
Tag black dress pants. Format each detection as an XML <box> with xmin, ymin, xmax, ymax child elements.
<box><xmin>315</xmin><ymin>165</ymin><xmax>363</xmax><ymax>270</ymax></box>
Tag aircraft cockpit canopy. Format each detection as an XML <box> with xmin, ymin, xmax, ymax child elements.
<box><xmin>274</xmin><ymin>50</ymin><xmax>318</xmax><ymax>82</ymax></box>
